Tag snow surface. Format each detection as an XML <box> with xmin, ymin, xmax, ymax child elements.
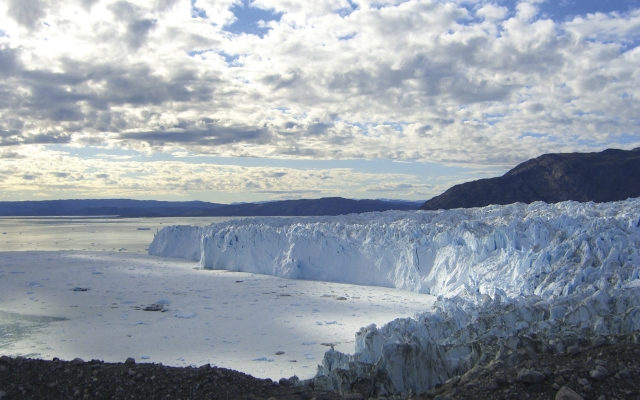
<box><xmin>150</xmin><ymin>198</ymin><xmax>640</xmax><ymax>395</ymax></box>
<box><xmin>0</xmin><ymin>251</ymin><xmax>433</xmax><ymax>381</ymax></box>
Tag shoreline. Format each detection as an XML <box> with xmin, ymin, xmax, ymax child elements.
<box><xmin>2</xmin><ymin>332</ymin><xmax>639</xmax><ymax>399</ymax></box>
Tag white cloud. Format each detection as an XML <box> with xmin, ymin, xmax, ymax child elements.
<box><xmin>0</xmin><ymin>146</ymin><xmax>435</xmax><ymax>200</ymax></box>
<box><xmin>0</xmin><ymin>0</ymin><xmax>639</xmax><ymax>200</ymax></box>
<box><xmin>476</xmin><ymin>3</ymin><xmax>508</xmax><ymax>21</ymax></box>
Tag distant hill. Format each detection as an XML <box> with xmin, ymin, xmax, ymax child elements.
<box><xmin>0</xmin><ymin>199</ymin><xmax>226</xmax><ymax>217</ymax></box>
<box><xmin>200</xmin><ymin>197</ymin><xmax>420</xmax><ymax>216</ymax></box>
<box><xmin>0</xmin><ymin>197</ymin><xmax>420</xmax><ymax>217</ymax></box>
<box><xmin>421</xmin><ymin>147</ymin><xmax>640</xmax><ymax>211</ymax></box>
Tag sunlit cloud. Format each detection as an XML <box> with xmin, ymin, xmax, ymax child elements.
<box><xmin>0</xmin><ymin>146</ymin><xmax>433</xmax><ymax>200</ymax></box>
<box><xmin>0</xmin><ymin>0</ymin><xmax>638</xmax><ymax>200</ymax></box>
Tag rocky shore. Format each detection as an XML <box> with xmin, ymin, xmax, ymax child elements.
<box><xmin>0</xmin><ymin>355</ymin><xmax>343</xmax><ymax>400</ymax></box>
<box><xmin>415</xmin><ymin>333</ymin><xmax>640</xmax><ymax>400</ymax></box>
<box><xmin>1</xmin><ymin>332</ymin><xmax>638</xmax><ymax>400</ymax></box>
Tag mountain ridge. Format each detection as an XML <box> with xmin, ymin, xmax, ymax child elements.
<box><xmin>0</xmin><ymin>197</ymin><xmax>420</xmax><ymax>217</ymax></box>
<box><xmin>421</xmin><ymin>147</ymin><xmax>640</xmax><ymax>210</ymax></box>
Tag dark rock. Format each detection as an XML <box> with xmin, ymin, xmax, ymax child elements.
<box><xmin>568</xmin><ymin>346</ymin><xmax>581</xmax><ymax>355</ymax></box>
<box><xmin>528</xmin><ymin>383</ymin><xmax>544</xmax><ymax>393</ymax></box>
<box><xmin>435</xmin><ymin>375</ymin><xmax>460</xmax><ymax>394</ymax></box>
<box><xmin>70</xmin><ymin>358</ymin><xmax>85</xmax><ymax>366</ymax></box>
<box><xmin>592</xmin><ymin>337</ymin><xmax>608</xmax><ymax>348</ymax></box>
<box><xmin>142</xmin><ymin>304</ymin><xmax>164</xmax><ymax>312</ymax></box>
<box><xmin>421</xmin><ymin>147</ymin><xmax>640</xmax><ymax>210</ymax></box>
<box><xmin>350</xmin><ymin>377</ymin><xmax>374</xmax><ymax>398</ymax></box>
<box><xmin>486</xmin><ymin>381</ymin><xmax>500</xmax><ymax>391</ymax></box>
<box><xmin>517</xmin><ymin>368</ymin><xmax>545</xmax><ymax>384</ymax></box>
<box><xmin>124</xmin><ymin>358</ymin><xmax>135</xmax><ymax>365</ymax></box>
<box><xmin>279</xmin><ymin>378</ymin><xmax>294</xmax><ymax>387</ymax></box>
<box><xmin>494</xmin><ymin>377</ymin><xmax>509</xmax><ymax>387</ymax></box>
<box><xmin>465</xmin><ymin>383</ymin><xmax>478</xmax><ymax>389</ymax></box>
<box><xmin>554</xmin><ymin>376</ymin><xmax>566</xmax><ymax>385</ymax></box>
<box><xmin>617</xmin><ymin>368</ymin><xmax>632</xmax><ymax>379</ymax></box>
<box><xmin>589</xmin><ymin>365</ymin><xmax>609</xmax><ymax>380</ymax></box>
<box><xmin>555</xmin><ymin>386</ymin><xmax>584</xmax><ymax>400</ymax></box>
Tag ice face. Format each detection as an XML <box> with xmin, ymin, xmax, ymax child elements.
<box><xmin>148</xmin><ymin>225</ymin><xmax>202</xmax><ymax>260</ymax></box>
<box><xmin>149</xmin><ymin>198</ymin><xmax>640</xmax><ymax>396</ymax></box>
<box><xmin>150</xmin><ymin>199</ymin><xmax>640</xmax><ymax>300</ymax></box>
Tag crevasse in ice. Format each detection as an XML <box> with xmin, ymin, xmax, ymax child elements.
<box><xmin>149</xmin><ymin>198</ymin><xmax>640</xmax><ymax>395</ymax></box>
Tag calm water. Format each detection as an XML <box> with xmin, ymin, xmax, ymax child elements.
<box><xmin>0</xmin><ymin>216</ymin><xmax>248</xmax><ymax>253</ymax></box>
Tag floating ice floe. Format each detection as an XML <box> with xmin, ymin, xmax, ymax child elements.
<box><xmin>174</xmin><ymin>311</ymin><xmax>197</xmax><ymax>319</ymax></box>
<box><xmin>150</xmin><ymin>197</ymin><xmax>640</xmax><ymax>396</ymax></box>
<box><xmin>253</xmin><ymin>357</ymin><xmax>274</xmax><ymax>362</ymax></box>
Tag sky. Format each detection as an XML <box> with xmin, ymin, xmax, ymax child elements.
<box><xmin>0</xmin><ymin>0</ymin><xmax>639</xmax><ymax>204</ymax></box>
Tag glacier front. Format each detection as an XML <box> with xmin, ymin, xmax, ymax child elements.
<box><xmin>149</xmin><ymin>198</ymin><xmax>640</xmax><ymax>396</ymax></box>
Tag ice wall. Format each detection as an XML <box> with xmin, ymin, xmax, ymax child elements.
<box><xmin>150</xmin><ymin>199</ymin><xmax>640</xmax><ymax>300</ymax></box>
<box><xmin>314</xmin><ymin>282</ymin><xmax>640</xmax><ymax>396</ymax></box>
<box><xmin>148</xmin><ymin>225</ymin><xmax>202</xmax><ymax>261</ymax></box>
<box><xmin>148</xmin><ymin>198</ymin><xmax>640</xmax><ymax>396</ymax></box>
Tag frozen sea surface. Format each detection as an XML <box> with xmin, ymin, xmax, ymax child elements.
<box><xmin>0</xmin><ymin>251</ymin><xmax>434</xmax><ymax>381</ymax></box>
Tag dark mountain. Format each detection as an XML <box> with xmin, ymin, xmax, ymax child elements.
<box><xmin>0</xmin><ymin>199</ymin><xmax>225</xmax><ymax>217</ymax></box>
<box><xmin>0</xmin><ymin>197</ymin><xmax>420</xmax><ymax>217</ymax></box>
<box><xmin>198</xmin><ymin>197</ymin><xmax>420</xmax><ymax>217</ymax></box>
<box><xmin>421</xmin><ymin>147</ymin><xmax>640</xmax><ymax>211</ymax></box>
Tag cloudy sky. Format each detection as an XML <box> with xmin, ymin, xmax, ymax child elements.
<box><xmin>0</xmin><ymin>0</ymin><xmax>639</xmax><ymax>203</ymax></box>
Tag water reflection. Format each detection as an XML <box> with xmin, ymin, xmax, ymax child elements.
<box><xmin>0</xmin><ymin>311</ymin><xmax>68</xmax><ymax>357</ymax></box>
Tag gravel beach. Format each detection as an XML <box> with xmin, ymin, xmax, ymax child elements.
<box><xmin>1</xmin><ymin>333</ymin><xmax>639</xmax><ymax>399</ymax></box>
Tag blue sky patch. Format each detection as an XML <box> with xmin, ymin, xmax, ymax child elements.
<box><xmin>190</xmin><ymin>0</ymin><xmax>208</xmax><ymax>19</ymax></box>
<box><xmin>532</xmin><ymin>0</ymin><xmax>639</xmax><ymax>22</ymax></box>
<box><xmin>338</xmin><ymin>33</ymin><xmax>357</xmax><ymax>41</ymax></box>
<box><xmin>614</xmin><ymin>134</ymin><xmax>640</xmax><ymax>144</ymax></box>
<box><xmin>187</xmin><ymin>49</ymin><xmax>210</xmax><ymax>58</ymax></box>
<box><xmin>337</xmin><ymin>0</ymin><xmax>359</xmax><ymax>17</ymax></box>
<box><xmin>452</xmin><ymin>0</ymin><xmax>640</xmax><ymax>24</ymax></box>
<box><xmin>520</xmin><ymin>132</ymin><xmax>548</xmax><ymax>139</ymax></box>
<box><xmin>219</xmin><ymin>52</ymin><xmax>240</xmax><ymax>65</ymax></box>
<box><xmin>224</xmin><ymin>1</ymin><xmax>283</xmax><ymax>38</ymax></box>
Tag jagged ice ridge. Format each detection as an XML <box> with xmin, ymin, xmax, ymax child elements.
<box><xmin>149</xmin><ymin>198</ymin><xmax>640</xmax><ymax>396</ymax></box>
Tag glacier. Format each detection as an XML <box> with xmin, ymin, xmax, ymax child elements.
<box><xmin>149</xmin><ymin>198</ymin><xmax>640</xmax><ymax>396</ymax></box>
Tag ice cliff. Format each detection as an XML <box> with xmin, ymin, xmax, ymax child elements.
<box><xmin>150</xmin><ymin>199</ymin><xmax>640</xmax><ymax>299</ymax></box>
<box><xmin>149</xmin><ymin>198</ymin><xmax>640</xmax><ymax>396</ymax></box>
